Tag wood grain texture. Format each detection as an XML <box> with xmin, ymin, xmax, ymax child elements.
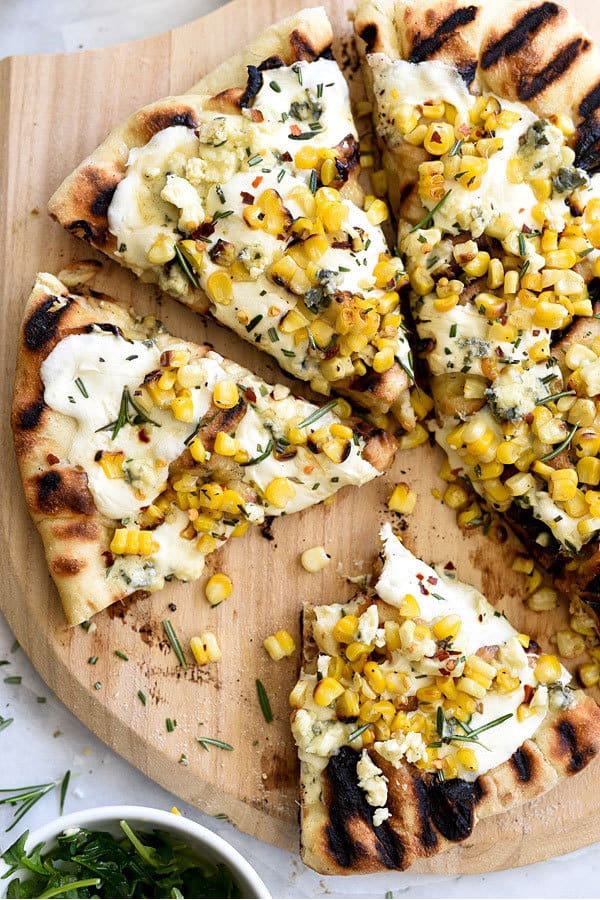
<box><xmin>1</xmin><ymin>0</ymin><xmax>599</xmax><ymax>873</ymax></box>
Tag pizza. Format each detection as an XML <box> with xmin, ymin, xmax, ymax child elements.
<box><xmin>290</xmin><ymin>523</ymin><xmax>600</xmax><ymax>874</ymax></box>
<box><xmin>11</xmin><ymin>272</ymin><xmax>396</xmax><ymax>625</ymax></box>
<box><xmin>354</xmin><ymin>0</ymin><xmax>600</xmax><ymax>625</ymax></box>
<box><xmin>47</xmin><ymin>9</ymin><xmax>415</xmax><ymax>428</ymax></box>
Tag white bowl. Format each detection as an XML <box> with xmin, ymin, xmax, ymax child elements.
<box><xmin>0</xmin><ymin>805</ymin><xmax>271</xmax><ymax>899</ymax></box>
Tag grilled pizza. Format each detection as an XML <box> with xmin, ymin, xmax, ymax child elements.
<box><xmin>11</xmin><ymin>273</ymin><xmax>396</xmax><ymax>625</ymax></box>
<box><xmin>355</xmin><ymin>0</ymin><xmax>600</xmax><ymax>623</ymax></box>
<box><xmin>291</xmin><ymin>523</ymin><xmax>600</xmax><ymax>874</ymax></box>
<box><xmin>47</xmin><ymin>8</ymin><xmax>415</xmax><ymax>427</ymax></box>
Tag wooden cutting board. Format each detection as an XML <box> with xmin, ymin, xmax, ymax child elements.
<box><xmin>1</xmin><ymin>0</ymin><xmax>599</xmax><ymax>875</ymax></box>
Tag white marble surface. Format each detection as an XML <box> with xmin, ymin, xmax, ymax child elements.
<box><xmin>1</xmin><ymin>2</ymin><xmax>600</xmax><ymax>897</ymax></box>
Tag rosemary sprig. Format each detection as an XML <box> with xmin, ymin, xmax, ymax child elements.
<box><xmin>174</xmin><ymin>243</ymin><xmax>199</xmax><ymax>289</ymax></box>
<box><xmin>241</xmin><ymin>439</ymin><xmax>273</xmax><ymax>467</ymax></box>
<box><xmin>539</xmin><ymin>423</ymin><xmax>578</xmax><ymax>462</ymax></box>
<box><xmin>74</xmin><ymin>377</ymin><xmax>88</xmax><ymax>398</ymax></box>
<box><xmin>162</xmin><ymin>620</ymin><xmax>188</xmax><ymax>670</ymax></box>
<box><xmin>255</xmin><ymin>679</ymin><xmax>273</xmax><ymax>723</ymax></box>
<box><xmin>348</xmin><ymin>723</ymin><xmax>371</xmax><ymax>743</ymax></box>
<box><xmin>0</xmin><ymin>716</ymin><xmax>14</xmax><ymax>734</ymax></box>
<box><xmin>297</xmin><ymin>398</ymin><xmax>339</xmax><ymax>429</ymax></box>
<box><xmin>399</xmin><ymin>350</ymin><xmax>415</xmax><ymax>382</ymax></box>
<box><xmin>95</xmin><ymin>387</ymin><xmax>161</xmax><ymax>440</ymax></box>
<box><xmin>535</xmin><ymin>390</ymin><xmax>577</xmax><ymax>406</ymax></box>
<box><xmin>457</xmin><ymin>712</ymin><xmax>513</xmax><ymax>741</ymax></box>
<box><xmin>197</xmin><ymin>737</ymin><xmax>234</xmax><ymax>752</ymax></box>
<box><xmin>409</xmin><ymin>190</ymin><xmax>452</xmax><ymax>233</ymax></box>
<box><xmin>0</xmin><ymin>780</ymin><xmax>58</xmax><ymax>831</ymax></box>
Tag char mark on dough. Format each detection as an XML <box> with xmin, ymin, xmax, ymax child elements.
<box><xmin>18</xmin><ymin>399</ymin><xmax>46</xmax><ymax>431</ymax></box>
<box><xmin>413</xmin><ymin>775</ymin><xmax>438</xmax><ymax>850</ymax></box>
<box><xmin>258</xmin><ymin>56</ymin><xmax>285</xmax><ymax>71</ymax></box>
<box><xmin>52</xmin><ymin>555</ymin><xmax>85</xmax><ymax>576</ymax></box>
<box><xmin>517</xmin><ymin>37</ymin><xmax>589</xmax><ymax>101</ymax></box>
<box><xmin>24</xmin><ymin>295</ymin><xmax>73</xmax><ymax>352</ymax></box>
<box><xmin>511</xmin><ymin>747</ymin><xmax>532</xmax><ymax>782</ymax></box>
<box><xmin>90</xmin><ymin>184</ymin><xmax>117</xmax><ymax>218</ymax></box>
<box><xmin>578</xmin><ymin>81</ymin><xmax>600</xmax><ymax>118</ymax></box>
<box><xmin>409</xmin><ymin>6</ymin><xmax>478</xmax><ymax>64</ymax></box>
<box><xmin>143</xmin><ymin>106</ymin><xmax>199</xmax><ymax>136</ymax></box>
<box><xmin>427</xmin><ymin>777</ymin><xmax>480</xmax><ymax>842</ymax></box>
<box><xmin>481</xmin><ymin>2</ymin><xmax>559</xmax><ymax>69</ymax></box>
<box><xmin>457</xmin><ymin>60</ymin><xmax>477</xmax><ymax>87</ymax></box>
<box><xmin>358</xmin><ymin>23</ymin><xmax>378</xmax><ymax>53</ymax></box>
<box><xmin>324</xmin><ymin>746</ymin><xmax>406</xmax><ymax>870</ymax></box>
<box><xmin>35</xmin><ymin>469</ymin><xmax>95</xmax><ymax>517</ymax></box>
<box><xmin>240</xmin><ymin>66</ymin><xmax>264</xmax><ymax>108</ymax></box>
<box><xmin>575</xmin><ymin>118</ymin><xmax>600</xmax><ymax>174</ymax></box>
<box><xmin>557</xmin><ymin>719</ymin><xmax>596</xmax><ymax>773</ymax></box>
<box><xmin>289</xmin><ymin>29</ymin><xmax>323</xmax><ymax>62</ymax></box>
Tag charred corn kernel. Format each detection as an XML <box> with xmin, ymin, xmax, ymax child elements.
<box><xmin>436</xmin><ymin>676</ymin><xmax>458</xmax><ymax>700</ymax></box>
<box><xmin>327</xmin><ymin>657</ymin><xmax>345</xmax><ymax>681</ymax></box>
<box><xmin>197</xmin><ymin>533</ymin><xmax>217</xmax><ymax>554</ymax></box>
<box><xmin>373</xmin><ymin>345</ymin><xmax>396</xmax><ymax>373</ymax></box>
<box><xmin>464</xmin><ymin>655</ymin><xmax>495</xmax><ymax>688</ymax></box>
<box><xmin>432</xmin><ymin>615</ymin><xmax>461</xmax><ymax>642</ymax></box>
<box><xmin>194</xmin><ymin>514</ymin><xmax>217</xmax><ymax>534</ymax></box>
<box><xmin>213</xmin><ymin>380</ymin><xmax>239</xmax><ymax>410</ymax></box>
<box><xmin>571</xmin><ymin>611</ymin><xmax>597</xmax><ymax>637</ymax></box>
<box><xmin>314</xmin><ymin>677</ymin><xmax>344</xmax><ymax>706</ymax></box>
<box><xmin>579</xmin><ymin>662</ymin><xmax>600</xmax><ymax>688</ymax></box>
<box><xmin>190</xmin><ymin>632</ymin><xmax>221</xmax><ymax>665</ymax></box>
<box><xmin>442</xmin><ymin>755</ymin><xmax>459</xmax><ymax>779</ymax></box>
<box><xmin>578</xmin><ymin>457</ymin><xmax>600</xmax><ymax>486</ymax></box>
<box><xmin>424</xmin><ymin>121</ymin><xmax>455</xmax><ymax>155</ymax></box>
<box><xmin>416</xmin><ymin>685</ymin><xmax>442</xmax><ymax>704</ymax></box>
<box><xmin>300</xmin><ymin>545</ymin><xmax>330</xmax><ymax>573</ymax></box>
<box><xmin>398</xmin><ymin>594</ymin><xmax>420</xmax><ymax>618</ymax></box>
<box><xmin>456</xmin><ymin>748</ymin><xmax>478</xmax><ymax>771</ymax></box>
<box><xmin>410</xmin><ymin>266</ymin><xmax>435</xmax><ymax>296</ymax></box>
<box><xmin>395</xmin><ymin>103</ymin><xmax>419</xmax><ymax>134</ymax></box>
<box><xmin>264</xmin><ymin>630</ymin><xmax>296</xmax><ymax>661</ymax></box>
<box><xmin>206</xmin><ymin>270</ymin><xmax>233</xmax><ymax>305</ymax></box>
<box><xmin>280</xmin><ymin>309</ymin><xmax>309</xmax><ymax>334</ymax></box>
<box><xmin>517</xmin><ymin>703</ymin><xmax>540</xmax><ymax>721</ymax></box>
<box><xmin>188</xmin><ymin>437</ymin><xmax>207</xmax><ymax>463</ymax></box>
<box><xmin>320</xmin><ymin>200</ymin><xmax>348</xmax><ymax>232</ymax></box>
<box><xmin>555</xmin><ymin>629</ymin><xmax>586</xmax><ymax>659</ymax></box>
<box><xmin>110</xmin><ymin>528</ymin><xmax>155</xmax><ymax>556</ymax></box>
<box><xmin>463</xmin><ymin>252</ymin><xmax>490</xmax><ymax>278</ymax></box>
<box><xmin>365</xmin><ymin>198</ymin><xmax>389</xmax><ymax>225</ymax></box>
<box><xmin>204</xmin><ymin>573</ymin><xmax>232</xmax><ymax>607</ymax></box>
<box><xmin>443</xmin><ymin>483</ymin><xmax>469</xmax><ymax>510</ymax></box>
<box><xmin>456</xmin><ymin>676</ymin><xmax>487</xmax><ymax>699</ymax></box>
<box><xmin>549</xmin><ymin>468</ymin><xmax>578</xmax><ymax>501</ymax></box>
<box><xmin>399</xmin><ymin>424</ymin><xmax>428</xmax><ymax>450</ymax></box>
<box><xmin>294</xmin><ymin>146</ymin><xmax>319</xmax><ymax>169</ymax></box>
<box><xmin>564</xmin><ymin>490</ymin><xmax>588</xmax><ymax>518</ymax></box>
<box><xmin>322</xmin><ymin>436</ymin><xmax>351</xmax><ymax>463</ymax></box>
<box><xmin>289</xmin><ymin>681</ymin><xmax>309</xmax><ymax>708</ymax></box>
<box><xmin>409</xmin><ymin>389</ymin><xmax>434</xmax><ymax>421</ymax></box>
<box><xmin>575</xmin><ymin>432</ymin><xmax>600</xmax><ymax>458</ymax></box>
<box><xmin>337</xmin><ymin>689</ymin><xmax>360</xmax><ymax>718</ymax></box>
<box><xmin>533</xmin><ymin>298</ymin><xmax>572</xmax><ymax>330</ymax></box>
<box><xmin>390</xmin><ymin>710</ymin><xmax>409</xmax><ymax>733</ymax></box>
<box><xmin>214</xmin><ymin>431</ymin><xmax>238</xmax><ymax>457</ymax></box>
<box><xmin>158</xmin><ymin>368</ymin><xmax>177</xmax><ymax>390</ymax></box>
<box><xmin>364</xmin><ymin>661</ymin><xmax>386</xmax><ymax>695</ymax></box>
<box><xmin>384</xmin><ymin>620</ymin><xmax>402</xmax><ymax>651</ymax></box>
<box><xmin>171</xmin><ymin>393</ymin><xmax>194</xmax><ymax>422</ymax></box>
<box><xmin>327</xmin><ymin>424</ymin><xmax>351</xmax><ymax>442</ymax></box>
<box><xmin>457</xmin><ymin>502</ymin><xmax>482</xmax><ymax>529</ymax></box>
<box><xmin>264</xmin><ymin>477</ymin><xmax>295</xmax><ymax>509</ymax></box>
<box><xmin>496</xmin><ymin>667</ymin><xmax>521</xmax><ymax>693</ymax></box>
<box><xmin>434</xmin><ymin>292</ymin><xmax>459</xmax><ymax>313</ymax></box>
<box><xmin>388</xmin><ymin>483</ymin><xmax>417</xmax><ymax>514</ymax></box>
<box><xmin>534</xmin><ymin>653</ymin><xmax>563</xmax><ymax>683</ymax></box>
<box><xmin>346</xmin><ymin>641</ymin><xmax>371</xmax><ymax>662</ymax></box>
<box><xmin>287</xmin><ymin>425</ymin><xmax>307</xmax><ymax>447</ymax></box>
<box><xmin>98</xmin><ymin>451</ymin><xmax>124</xmax><ymax>479</ymax></box>
<box><xmin>545</xmin><ymin>248</ymin><xmax>577</xmax><ymax>269</ymax></box>
<box><xmin>147</xmin><ymin>233</ymin><xmax>176</xmax><ymax>265</ymax></box>
<box><xmin>332</xmin><ymin>615</ymin><xmax>359</xmax><ymax>644</ymax></box>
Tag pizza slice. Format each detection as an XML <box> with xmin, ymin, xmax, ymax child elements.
<box><xmin>12</xmin><ymin>273</ymin><xmax>396</xmax><ymax>626</ymax></box>
<box><xmin>47</xmin><ymin>9</ymin><xmax>415</xmax><ymax>428</ymax></box>
<box><xmin>290</xmin><ymin>523</ymin><xmax>600</xmax><ymax>874</ymax></box>
<box><xmin>354</xmin><ymin>0</ymin><xmax>600</xmax><ymax>624</ymax></box>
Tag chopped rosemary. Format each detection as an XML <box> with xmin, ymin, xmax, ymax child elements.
<box><xmin>246</xmin><ymin>313</ymin><xmax>263</xmax><ymax>333</ymax></box>
<box><xmin>436</xmin><ymin>705</ymin><xmax>444</xmax><ymax>738</ymax></box>
<box><xmin>519</xmin><ymin>259</ymin><xmax>530</xmax><ymax>279</ymax></box>
<box><xmin>212</xmin><ymin>209</ymin><xmax>234</xmax><ymax>220</ymax></box>
<box><xmin>539</xmin><ymin>423</ymin><xmax>578</xmax><ymax>462</ymax></box>
<box><xmin>138</xmin><ymin>690</ymin><xmax>147</xmax><ymax>706</ymax></box>
<box><xmin>215</xmin><ymin>184</ymin><xmax>226</xmax><ymax>204</ymax></box>
<box><xmin>96</xmin><ymin>387</ymin><xmax>161</xmax><ymax>440</ymax></box>
<box><xmin>240</xmin><ymin>439</ymin><xmax>273</xmax><ymax>467</ymax></box>
<box><xmin>174</xmin><ymin>243</ymin><xmax>199</xmax><ymax>289</ymax></box>
<box><xmin>448</xmin><ymin>138</ymin><xmax>464</xmax><ymax>157</ymax></box>
<box><xmin>248</xmin><ymin>154</ymin><xmax>263</xmax><ymax>167</ymax></box>
<box><xmin>74</xmin><ymin>377</ymin><xmax>88</xmax><ymax>398</ymax></box>
<box><xmin>535</xmin><ymin>389</ymin><xmax>577</xmax><ymax>406</ymax></box>
<box><xmin>269</xmin><ymin>80</ymin><xmax>281</xmax><ymax>92</ymax></box>
<box><xmin>256</xmin><ymin>679</ymin><xmax>273</xmax><ymax>723</ymax></box>
<box><xmin>4</xmin><ymin>676</ymin><xmax>21</xmax><ymax>685</ymax></box>
<box><xmin>162</xmin><ymin>620</ymin><xmax>188</xmax><ymax>669</ymax></box>
<box><xmin>518</xmin><ymin>232</ymin><xmax>527</xmax><ymax>256</ymax></box>
<box><xmin>87</xmin><ymin>656</ymin><xmax>98</xmax><ymax>665</ymax></box>
<box><xmin>197</xmin><ymin>737</ymin><xmax>234</xmax><ymax>752</ymax></box>
<box><xmin>114</xmin><ymin>650</ymin><xmax>129</xmax><ymax>661</ymax></box>
<box><xmin>0</xmin><ymin>716</ymin><xmax>14</xmax><ymax>733</ymax></box>
<box><xmin>297</xmin><ymin>398</ymin><xmax>338</xmax><ymax>429</ymax></box>
<box><xmin>267</xmin><ymin>326</ymin><xmax>279</xmax><ymax>342</ymax></box>
<box><xmin>309</xmin><ymin>169</ymin><xmax>318</xmax><ymax>194</ymax></box>
<box><xmin>348</xmin><ymin>723</ymin><xmax>371</xmax><ymax>743</ymax></box>
<box><xmin>59</xmin><ymin>770</ymin><xmax>70</xmax><ymax>815</ymax></box>
<box><xmin>289</xmin><ymin>130</ymin><xmax>322</xmax><ymax>140</ymax></box>
<box><xmin>409</xmin><ymin>190</ymin><xmax>452</xmax><ymax>233</ymax></box>
<box><xmin>166</xmin><ymin>718</ymin><xmax>176</xmax><ymax>733</ymax></box>
<box><xmin>399</xmin><ymin>350</ymin><xmax>415</xmax><ymax>382</ymax></box>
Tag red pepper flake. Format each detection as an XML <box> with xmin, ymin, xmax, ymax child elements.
<box><xmin>444</xmin><ymin>561</ymin><xmax>455</xmax><ymax>571</ymax></box>
<box><xmin>46</xmin><ymin>453</ymin><xmax>60</xmax><ymax>465</ymax></box>
<box><xmin>416</xmin><ymin>572</ymin><xmax>424</xmax><ymax>580</ymax></box>
<box><xmin>289</xmin><ymin>124</ymin><xmax>302</xmax><ymax>136</ymax></box>
<box><xmin>244</xmin><ymin>387</ymin><xmax>257</xmax><ymax>403</ymax></box>
<box><xmin>427</xmin><ymin>575</ymin><xmax>438</xmax><ymax>585</ymax></box>
<box><xmin>495</xmin><ymin>346</ymin><xmax>505</xmax><ymax>357</ymax></box>
<box><xmin>252</xmin><ymin>175</ymin><xmax>263</xmax><ymax>189</ymax></box>
<box><xmin>240</xmin><ymin>191</ymin><xmax>255</xmax><ymax>205</ymax></box>
<box><xmin>138</xmin><ymin>427</ymin><xmax>151</xmax><ymax>444</ymax></box>
<box><xmin>523</xmin><ymin>684</ymin><xmax>535</xmax><ymax>704</ymax></box>
<box><xmin>532</xmin><ymin>329</ymin><xmax>540</xmax><ymax>336</ymax></box>
<box><xmin>525</xmin><ymin>412</ymin><xmax>534</xmax><ymax>425</ymax></box>
<box><xmin>418</xmin><ymin>583</ymin><xmax>429</xmax><ymax>595</ymax></box>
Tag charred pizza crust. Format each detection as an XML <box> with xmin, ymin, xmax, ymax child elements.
<box><xmin>295</xmin><ymin>591</ymin><xmax>600</xmax><ymax>876</ymax></box>
<box><xmin>12</xmin><ymin>273</ymin><xmax>396</xmax><ymax>625</ymax></box>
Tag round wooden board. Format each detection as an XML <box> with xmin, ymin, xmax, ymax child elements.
<box><xmin>1</xmin><ymin>0</ymin><xmax>600</xmax><ymax>875</ymax></box>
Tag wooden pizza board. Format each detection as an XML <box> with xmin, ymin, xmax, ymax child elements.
<box><xmin>1</xmin><ymin>0</ymin><xmax>599</xmax><ymax>875</ymax></box>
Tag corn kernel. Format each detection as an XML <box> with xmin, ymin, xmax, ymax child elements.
<box><xmin>364</xmin><ymin>661</ymin><xmax>386</xmax><ymax>695</ymax></box>
<box><xmin>399</xmin><ymin>594</ymin><xmax>420</xmax><ymax>617</ymax></box>
<box><xmin>555</xmin><ymin>630</ymin><xmax>586</xmax><ymax>659</ymax></box>
<box><xmin>333</xmin><ymin>615</ymin><xmax>359</xmax><ymax>644</ymax></box>
<box><xmin>190</xmin><ymin>632</ymin><xmax>221</xmax><ymax>665</ymax></box>
<box><xmin>264</xmin><ymin>477</ymin><xmax>296</xmax><ymax>510</ymax></box>
<box><xmin>264</xmin><ymin>630</ymin><xmax>296</xmax><ymax>661</ymax></box>
<box><xmin>213</xmin><ymin>380</ymin><xmax>239</xmax><ymax>410</ymax></box>
<box><xmin>456</xmin><ymin>747</ymin><xmax>478</xmax><ymax>771</ymax></box>
<box><xmin>388</xmin><ymin>483</ymin><xmax>417</xmax><ymax>514</ymax></box>
<box><xmin>313</xmin><ymin>677</ymin><xmax>344</xmax><ymax>706</ymax></box>
<box><xmin>578</xmin><ymin>662</ymin><xmax>600</xmax><ymax>688</ymax></box>
<box><xmin>300</xmin><ymin>545</ymin><xmax>330</xmax><ymax>573</ymax></box>
<box><xmin>205</xmin><ymin>573</ymin><xmax>232</xmax><ymax>606</ymax></box>
<box><xmin>534</xmin><ymin>653</ymin><xmax>562</xmax><ymax>683</ymax></box>
<box><xmin>214</xmin><ymin>431</ymin><xmax>237</xmax><ymax>457</ymax></box>
<box><xmin>206</xmin><ymin>270</ymin><xmax>233</xmax><ymax>305</ymax></box>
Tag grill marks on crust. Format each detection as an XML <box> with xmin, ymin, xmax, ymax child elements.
<box><xmin>481</xmin><ymin>2</ymin><xmax>560</xmax><ymax>69</ymax></box>
<box><xmin>517</xmin><ymin>37</ymin><xmax>590</xmax><ymax>101</ymax></box>
<box><xmin>24</xmin><ymin>295</ymin><xmax>74</xmax><ymax>352</ymax></box>
<box><xmin>33</xmin><ymin>469</ymin><xmax>95</xmax><ymax>517</ymax></box>
<box><xmin>408</xmin><ymin>5</ymin><xmax>478</xmax><ymax>64</ymax></box>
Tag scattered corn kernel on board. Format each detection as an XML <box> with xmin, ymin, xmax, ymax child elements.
<box><xmin>1</xmin><ymin>0</ymin><xmax>599</xmax><ymax>873</ymax></box>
